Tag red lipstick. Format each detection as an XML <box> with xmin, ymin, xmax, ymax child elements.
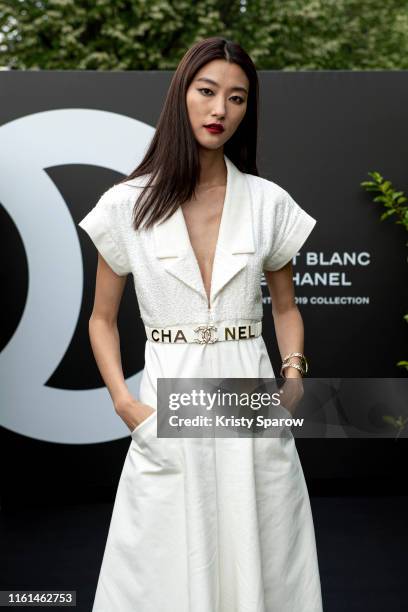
<box><xmin>204</xmin><ymin>123</ymin><xmax>224</xmax><ymax>134</ymax></box>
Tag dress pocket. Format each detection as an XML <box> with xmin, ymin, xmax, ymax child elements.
<box><xmin>130</xmin><ymin>409</ymin><xmax>157</xmax><ymax>440</ymax></box>
<box><xmin>131</xmin><ymin>410</ymin><xmax>183</xmax><ymax>474</ymax></box>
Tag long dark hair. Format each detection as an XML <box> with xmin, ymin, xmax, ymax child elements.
<box><xmin>117</xmin><ymin>36</ymin><xmax>259</xmax><ymax>231</ymax></box>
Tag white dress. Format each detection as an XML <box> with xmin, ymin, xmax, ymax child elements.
<box><xmin>78</xmin><ymin>154</ymin><xmax>324</xmax><ymax>612</ymax></box>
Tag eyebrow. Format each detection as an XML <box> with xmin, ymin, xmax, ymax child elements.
<box><xmin>195</xmin><ymin>76</ymin><xmax>248</xmax><ymax>94</ymax></box>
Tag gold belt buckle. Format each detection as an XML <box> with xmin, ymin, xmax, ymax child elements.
<box><xmin>193</xmin><ymin>323</ymin><xmax>218</xmax><ymax>344</ymax></box>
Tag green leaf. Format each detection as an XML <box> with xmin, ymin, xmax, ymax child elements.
<box><xmin>382</xmin><ymin>415</ymin><xmax>398</xmax><ymax>426</ymax></box>
<box><xmin>380</xmin><ymin>209</ymin><xmax>396</xmax><ymax>220</ymax></box>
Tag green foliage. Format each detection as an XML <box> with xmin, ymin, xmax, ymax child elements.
<box><xmin>360</xmin><ymin>172</ymin><xmax>408</xmax><ymax>243</ymax></box>
<box><xmin>1</xmin><ymin>0</ymin><xmax>408</xmax><ymax>70</ymax></box>
<box><xmin>360</xmin><ymin>172</ymin><xmax>408</xmax><ymax>373</ymax></box>
<box><xmin>0</xmin><ymin>0</ymin><xmax>234</xmax><ymax>69</ymax></box>
<box><xmin>382</xmin><ymin>414</ymin><xmax>408</xmax><ymax>440</ymax></box>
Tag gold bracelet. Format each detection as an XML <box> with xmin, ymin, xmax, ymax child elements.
<box><xmin>280</xmin><ymin>362</ymin><xmax>305</xmax><ymax>377</ymax></box>
<box><xmin>282</xmin><ymin>352</ymin><xmax>308</xmax><ymax>375</ymax></box>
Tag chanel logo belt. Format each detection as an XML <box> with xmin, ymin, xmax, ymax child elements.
<box><xmin>144</xmin><ymin>321</ymin><xmax>262</xmax><ymax>344</ymax></box>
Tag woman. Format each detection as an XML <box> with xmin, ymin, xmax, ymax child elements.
<box><xmin>79</xmin><ymin>36</ymin><xmax>323</xmax><ymax>612</ymax></box>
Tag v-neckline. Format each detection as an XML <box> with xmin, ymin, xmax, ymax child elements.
<box><xmin>179</xmin><ymin>156</ymin><xmax>229</xmax><ymax>309</ymax></box>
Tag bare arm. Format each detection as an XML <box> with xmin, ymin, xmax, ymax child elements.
<box><xmin>264</xmin><ymin>261</ymin><xmax>304</xmax><ymax>379</ymax></box>
<box><xmin>88</xmin><ymin>253</ymin><xmax>154</xmax><ymax>431</ymax></box>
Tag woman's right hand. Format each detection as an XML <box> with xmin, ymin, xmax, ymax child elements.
<box><xmin>114</xmin><ymin>396</ymin><xmax>155</xmax><ymax>432</ymax></box>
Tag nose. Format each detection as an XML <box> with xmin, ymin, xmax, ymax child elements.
<box><xmin>211</xmin><ymin>94</ymin><xmax>226</xmax><ymax>118</ymax></box>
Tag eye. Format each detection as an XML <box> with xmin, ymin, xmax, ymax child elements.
<box><xmin>198</xmin><ymin>88</ymin><xmax>214</xmax><ymax>96</ymax></box>
<box><xmin>231</xmin><ymin>96</ymin><xmax>245</xmax><ymax>104</ymax></box>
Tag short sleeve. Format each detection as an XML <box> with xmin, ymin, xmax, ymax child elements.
<box><xmin>263</xmin><ymin>189</ymin><xmax>317</xmax><ymax>271</ymax></box>
<box><xmin>78</xmin><ymin>187</ymin><xmax>131</xmax><ymax>277</ymax></box>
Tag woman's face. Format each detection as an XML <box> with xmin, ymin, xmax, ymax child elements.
<box><xmin>186</xmin><ymin>59</ymin><xmax>249</xmax><ymax>151</ymax></box>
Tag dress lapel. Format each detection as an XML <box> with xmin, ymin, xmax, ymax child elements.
<box><xmin>152</xmin><ymin>197</ymin><xmax>205</xmax><ymax>298</ymax></box>
<box><xmin>153</xmin><ymin>154</ymin><xmax>255</xmax><ymax>306</ymax></box>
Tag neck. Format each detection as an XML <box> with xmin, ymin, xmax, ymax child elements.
<box><xmin>197</xmin><ymin>148</ymin><xmax>227</xmax><ymax>189</ymax></box>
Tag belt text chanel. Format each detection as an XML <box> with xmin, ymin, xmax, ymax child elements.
<box><xmin>144</xmin><ymin>321</ymin><xmax>262</xmax><ymax>344</ymax></box>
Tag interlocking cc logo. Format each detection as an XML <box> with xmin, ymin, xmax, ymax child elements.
<box><xmin>193</xmin><ymin>324</ymin><xmax>218</xmax><ymax>344</ymax></box>
<box><xmin>0</xmin><ymin>108</ymin><xmax>155</xmax><ymax>444</ymax></box>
